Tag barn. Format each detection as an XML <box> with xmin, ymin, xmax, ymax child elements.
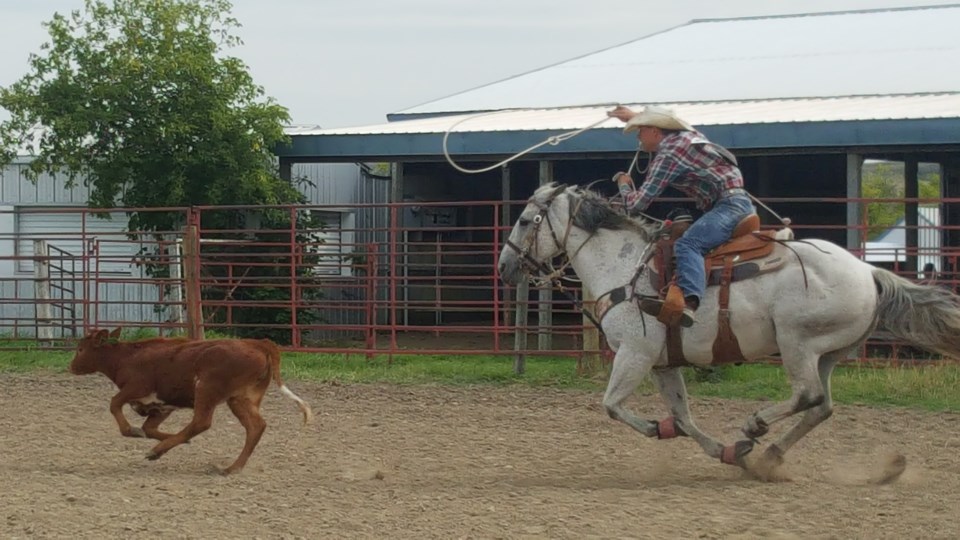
<box><xmin>273</xmin><ymin>5</ymin><xmax>960</xmax><ymax>344</ymax></box>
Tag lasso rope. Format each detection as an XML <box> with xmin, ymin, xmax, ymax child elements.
<box><xmin>442</xmin><ymin>108</ymin><xmax>787</xmax><ymax>227</ymax></box>
<box><xmin>442</xmin><ymin>110</ymin><xmax>616</xmax><ymax>174</ymax></box>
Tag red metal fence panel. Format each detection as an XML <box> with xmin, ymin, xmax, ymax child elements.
<box><xmin>1</xmin><ymin>198</ymin><xmax>957</xmax><ymax>365</ymax></box>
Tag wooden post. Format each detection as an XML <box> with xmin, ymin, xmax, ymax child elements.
<box><xmin>579</xmin><ymin>286</ymin><xmax>602</xmax><ymax>376</ymax></box>
<box><xmin>168</xmin><ymin>240</ymin><xmax>185</xmax><ymax>335</ymax></box>
<box><xmin>905</xmin><ymin>157</ymin><xmax>919</xmax><ymax>275</ymax></box>
<box><xmin>182</xmin><ymin>220</ymin><xmax>204</xmax><ymax>340</ymax></box>
<box><xmin>538</xmin><ymin>161</ymin><xmax>553</xmax><ymax>351</ymax></box>
<box><xmin>513</xmin><ymin>279</ymin><xmax>529</xmax><ymax>374</ymax></box>
<box><xmin>501</xmin><ymin>164</ymin><xmax>514</xmax><ymax>327</ymax></box>
<box><xmin>33</xmin><ymin>240</ymin><xmax>54</xmax><ymax>342</ymax></box>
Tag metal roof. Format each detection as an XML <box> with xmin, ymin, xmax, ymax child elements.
<box><xmin>394</xmin><ymin>5</ymin><xmax>960</xmax><ymax>118</ymax></box>
<box><xmin>289</xmin><ymin>94</ymin><xmax>960</xmax><ymax>137</ymax></box>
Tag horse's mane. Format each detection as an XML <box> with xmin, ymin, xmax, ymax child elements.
<box><xmin>564</xmin><ymin>186</ymin><xmax>655</xmax><ymax>240</ymax></box>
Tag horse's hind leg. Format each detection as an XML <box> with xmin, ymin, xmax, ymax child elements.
<box><xmin>740</xmin><ymin>343</ymin><xmax>825</xmax><ymax>441</ymax></box>
<box><xmin>652</xmin><ymin>368</ymin><xmax>725</xmax><ymax>459</ymax></box>
<box><xmin>756</xmin><ymin>347</ymin><xmax>846</xmax><ymax>466</ymax></box>
<box><xmin>602</xmin><ymin>348</ymin><xmax>659</xmax><ymax>438</ymax></box>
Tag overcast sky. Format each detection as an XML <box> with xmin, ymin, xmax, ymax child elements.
<box><xmin>0</xmin><ymin>0</ymin><xmax>955</xmax><ymax>128</ymax></box>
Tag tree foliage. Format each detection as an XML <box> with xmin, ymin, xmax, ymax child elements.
<box><xmin>862</xmin><ymin>161</ymin><xmax>940</xmax><ymax>239</ymax></box>
<box><xmin>0</xmin><ymin>0</ymin><xmax>326</xmax><ymax>344</ymax></box>
<box><xmin>0</xmin><ymin>0</ymin><xmax>301</xmax><ymax>232</ymax></box>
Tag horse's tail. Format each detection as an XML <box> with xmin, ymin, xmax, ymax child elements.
<box><xmin>872</xmin><ymin>267</ymin><xmax>960</xmax><ymax>358</ymax></box>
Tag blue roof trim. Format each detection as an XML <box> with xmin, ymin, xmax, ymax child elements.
<box><xmin>275</xmin><ymin>118</ymin><xmax>960</xmax><ymax>160</ymax></box>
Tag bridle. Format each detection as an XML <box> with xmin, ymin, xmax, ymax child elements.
<box><xmin>503</xmin><ymin>185</ymin><xmax>605</xmax><ymax>329</ymax></box>
<box><xmin>503</xmin><ymin>186</ymin><xmax>592</xmax><ymax>287</ymax></box>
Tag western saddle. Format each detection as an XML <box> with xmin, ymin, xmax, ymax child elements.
<box><xmin>651</xmin><ymin>212</ymin><xmax>787</xmax><ymax>368</ymax></box>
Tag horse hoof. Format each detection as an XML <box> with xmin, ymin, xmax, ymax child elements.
<box><xmin>657</xmin><ymin>416</ymin><xmax>684</xmax><ymax>439</ymax></box>
<box><xmin>145</xmin><ymin>451</ymin><xmax>161</xmax><ymax>461</ymax></box>
<box><xmin>743</xmin><ymin>415</ymin><xmax>769</xmax><ymax>439</ymax></box>
<box><xmin>126</xmin><ymin>427</ymin><xmax>146</xmax><ymax>438</ymax></box>
<box><xmin>720</xmin><ymin>440</ymin><xmax>755</xmax><ymax>466</ymax></box>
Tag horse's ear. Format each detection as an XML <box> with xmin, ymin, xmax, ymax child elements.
<box><xmin>546</xmin><ymin>182</ymin><xmax>567</xmax><ymax>198</ymax></box>
<box><xmin>109</xmin><ymin>327</ymin><xmax>122</xmax><ymax>340</ymax></box>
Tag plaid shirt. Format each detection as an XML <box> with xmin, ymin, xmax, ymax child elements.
<box><xmin>624</xmin><ymin>131</ymin><xmax>744</xmax><ymax>211</ymax></box>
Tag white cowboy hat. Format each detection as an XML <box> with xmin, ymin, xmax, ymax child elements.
<box><xmin>623</xmin><ymin>105</ymin><xmax>695</xmax><ymax>133</ymax></box>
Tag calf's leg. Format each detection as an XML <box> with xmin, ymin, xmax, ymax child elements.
<box><xmin>221</xmin><ymin>397</ymin><xmax>267</xmax><ymax>475</ymax></box>
<box><xmin>141</xmin><ymin>410</ymin><xmax>176</xmax><ymax>441</ymax></box>
<box><xmin>110</xmin><ymin>391</ymin><xmax>146</xmax><ymax>438</ymax></box>
<box><xmin>145</xmin><ymin>392</ymin><xmax>218</xmax><ymax>461</ymax></box>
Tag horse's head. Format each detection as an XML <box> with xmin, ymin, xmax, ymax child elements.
<box><xmin>498</xmin><ymin>182</ymin><xmax>657</xmax><ymax>285</ymax></box>
<box><xmin>497</xmin><ymin>182</ymin><xmax>571</xmax><ymax>285</ymax></box>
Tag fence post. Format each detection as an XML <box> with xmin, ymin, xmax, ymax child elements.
<box><xmin>33</xmin><ymin>240</ymin><xmax>54</xmax><ymax>343</ymax></box>
<box><xmin>168</xmin><ymin>239</ymin><xmax>185</xmax><ymax>335</ymax></box>
<box><xmin>513</xmin><ymin>280</ymin><xmax>529</xmax><ymax>374</ymax></box>
<box><xmin>538</xmin><ymin>161</ymin><xmax>553</xmax><ymax>351</ymax></box>
<box><xmin>365</xmin><ymin>243</ymin><xmax>377</xmax><ymax>360</ymax></box>
<box><xmin>182</xmin><ymin>215</ymin><xmax>204</xmax><ymax>340</ymax></box>
<box><xmin>579</xmin><ymin>286</ymin><xmax>602</xmax><ymax>376</ymax></box>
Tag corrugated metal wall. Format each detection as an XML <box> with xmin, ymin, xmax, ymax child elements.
<box><xmin>293</xmin><ymin>162</ymin><xmax>390</xmax><ymax>340</ymax></box>
<box><xmin>1</xmin><ymin>160</ymin><xmax>380</xmax><ymax>337</ymax></box>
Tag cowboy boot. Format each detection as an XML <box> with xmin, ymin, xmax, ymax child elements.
<box><xmin>639</xmin><ymin>296</ymin><xmax>697</xmax><ymax>328</ymax></box>
<box><xmin>679</xmin><ymin>297</ymin><xmax>698</xmax><ymax>328</ymax></box>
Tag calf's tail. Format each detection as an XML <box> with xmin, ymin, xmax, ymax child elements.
<box><xmin>263</xmin><ymin>340</ymin><xmax>314</xmax><ymax>425</ymax></box>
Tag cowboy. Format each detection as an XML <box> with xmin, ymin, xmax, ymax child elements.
<box><xmin>608</xmin><ymin>105</ymin><xmax>756</xmax><ymax>327</ymax></box>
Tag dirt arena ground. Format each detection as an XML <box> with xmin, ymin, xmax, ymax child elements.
<box><xmin>2</xmin><ymin>373</ymin><xmax>959</xmax><ymax>539</ymax></box>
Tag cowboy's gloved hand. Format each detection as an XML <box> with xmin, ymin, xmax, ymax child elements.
<box><xmin>607</xmin><ymin>106</ymin><xmax>636</xmax><ymax>122</ymax></box>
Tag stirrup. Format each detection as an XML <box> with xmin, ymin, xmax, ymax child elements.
<box><xmin>639</xmin><ymin>297</ymin><xmax>695</xmax><ymax>328</ymax></box>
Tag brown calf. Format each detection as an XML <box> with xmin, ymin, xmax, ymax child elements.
<box><xmin>70</xmin><ymin>328</ymin><xmax>313</xmax><ymax>474</ymax></box>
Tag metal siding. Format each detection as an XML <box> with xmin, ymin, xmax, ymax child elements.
<box><xmin>294</xmin><ymin>162</ymin><xmax>363</xmax><ymax>205</ymax></box>
<box><xmin>1</xmin><ymin>207</ymin><xmax>160</xmax><ymax>336</ymax></box>
<box><xmin>15</xmin><ymin>210</ymin><xmax>134</xmax><ymax>274</ymax></box>
<box><xmin>293</xmin><ymin>162</ymin><xmax>390</xmax><ymax>247</ymax></box>
<box><xmin>0</xmin><ymin>163</ymin><xmax>94</xmax><ymax>205</ymax></box>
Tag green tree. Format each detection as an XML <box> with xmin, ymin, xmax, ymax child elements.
<box><xmin>862</xmin><ymin>162</ymin><xmax>940</xmax><ymax>239</ymax></box>
<box><xmin>0</xmin><ymin>0</ymin><xmax>301</xmax><ymax>230</ymax></box>
<box><xmin>0</xmin><ymin>0</ymin><xmax>324</xmax><ymax>343</ymax></box>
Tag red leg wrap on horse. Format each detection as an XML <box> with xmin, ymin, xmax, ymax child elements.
<box><xmin>720</xmin><ymin>445</ymin><xmax>739</xmax><ymax>465</ymax></box>
<box><xmin>657</xmin><ymin>416</ymin><xmax>680</xmax><ymax>439</ymax></box>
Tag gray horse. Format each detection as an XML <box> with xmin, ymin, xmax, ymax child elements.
<box><xmin>498</xmin><ymin>183</ymin><xmax>960</xmax><ymax>476</ymax></box>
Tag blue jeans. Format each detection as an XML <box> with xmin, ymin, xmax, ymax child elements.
<box><xmin>674</xmin><ymin>194</ymin><xmax>756</xmax><ymax>302</ymax></box>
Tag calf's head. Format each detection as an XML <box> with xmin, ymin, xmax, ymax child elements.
<box><xmin>69</xmin><ymin>328</ymin><xmax>122</xmax><ymax>374</ymax></box>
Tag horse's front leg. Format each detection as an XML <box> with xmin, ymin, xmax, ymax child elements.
<box><xmin>602</xmin><ymin>346</ymin><xmax>659</xmax><ymax>438</ymax></box>
<box><xmin>651</xmin><ymin>367</ymin><xmax>726</xmax><ymax>459</ymax></box>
